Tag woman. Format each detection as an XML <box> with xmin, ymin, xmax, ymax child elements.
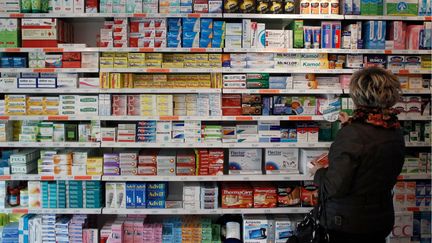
<box><xmin>311</xmin><ymin>67</ymin><xmax>405</xmax><ymax>243</ymax></box>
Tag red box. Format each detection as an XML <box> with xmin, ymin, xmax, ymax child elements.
<box><xmin>62</xmin><ymin>52</ymin><xmax>81</xmax><ymax>61</ymax></box>
<box><xmin>222</xmin><ymin>107</ymin><xmax>242</xmax><ymax>116</ymax></box>
<box><xmin>301</xmin><ymin>183</ymin><xmax>318</xmax><ymax>206</ymax></box>
<box><xmin>22</xmin><ymin>40</ymin><xmax>58</xmax><ymax>48</ymax></box>
<box><xmin>253</xmin><ymin>184</ymin><xmax>277</xmax><ymax>208</ymax></box>
<box><xmin>62</xmin><ymin>61</ymin><xmax>81</xmax><ymax>68</ymax></box>
<box><xmin>222</xmin><ymin>184</ymin><xmax>253</xmax><ymax>208</ymax></box>
<box><xmin>222</xmin><ymin>94</ymin><xmax>241</xmax><ymax>107</ymax></box>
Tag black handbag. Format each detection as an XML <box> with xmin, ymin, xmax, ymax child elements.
<box><xmin>287</xmin><ymin>184</ymin><xmax>329</xmax><ymax>243</ymax></box>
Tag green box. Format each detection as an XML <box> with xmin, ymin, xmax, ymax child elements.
<box><xmin>385</xmin><ymin>0</ymin><xmax>418</xmax><ymax>15</ymax></box>
<box><xmin>289</xmin><ymin>20</ymin><xmax>304</xmax><ymax>48</ymax></box>
<box><xmin>0</xmin><ymin>19</ymin><xmax>20</xmax><ymax>48</ymax></box>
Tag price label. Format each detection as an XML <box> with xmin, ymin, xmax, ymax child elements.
<box><xmin>151</xmin><ymin>210</ymin><xmax>159</xmax><ymax>214</ymax></box>
<box><xmin>232</xmin><ymin>209</ymin><xmax>242</xmax><ymax>214</ymax></box>
<box><xmin>307</xmin><ymin>143</ymin><xmax>316</xmax><ymax>147</ymax></box>
<box><xmin>171</xmin><ymin>210</ymin><xmax>179</xmax><ymax>214</ymax></box>
<box><xmin>292</xmin><ymin>209</ymin><xmax>299</xmax><ymax>213</ymax></box>
<box><xmin>251</xmin><ymin>144</ymin><xmax>259</xmax><ymax>147</ymax></box>
<box><xmin>7</xmin><ymin>142</ymin><xmax>15</xmax><ymax>147</ymax></box>
<box><xmin>243</xmin><ymin>177</ymin><xmax>250</xmax><ymax>181</ymax></box>
<box><xmin>283</xmin><ymin>176</ymin><xmax>291</xmax><ymax>180</ymax></box>
<box><xmin>180</xmin><ymin>177</ymin><xmax>188</xmax><ymax>181</ymax></box>
<box><xmin>162</xmin><ymin>177</ymin><xmax>170</xmax><ymax>181</ymax></box>
<box><xmin>264</xmin><ymin>209</ymin><xmax>271</xmax><ymax>213</ymax></box>
<box><xmin>189</xmin><ymin>210</ymin><xmax>198</xmax><ymax>214</ymax></box>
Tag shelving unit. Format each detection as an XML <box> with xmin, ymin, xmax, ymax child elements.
<box><xmin>0</xmin><ymin>6</ymin><xmax>430</xmax><ymax>243</ymax></box>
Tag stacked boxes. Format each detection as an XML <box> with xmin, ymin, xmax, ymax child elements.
<box><xmin>258</xmin><ymin>121</ymin><xmax>280</xmax><ymax>143</ymax></box>
<box><xmin>200</xmin><ymin>182</ymin><xmax>218</xmax><ymax>209</ymax></box>
<box><xmin>195</xmin><ymin>149</ymin><xmax>224</xmax><ymax>175</ymax></box>
<box><xmin>236</xmin><ymin>124</ymin><xmax>258</xmax><ymax>143</ymax></box>
<box><xmin>147</xmin><ymin>182</ymin><xmax>167</xmax><ymax>208</ymax></box>
<box><xmin>252</xmin><ymin>183</ymin><xmax>277</xmax><ymax>208</ymax></box>
<box><xmin>119</xmin><ymin>151</ymin><xmax>139</xmax><ymax>176</ymax></box>
<box><xmin>138</xmin><ymin>149</ymin><xmax>158</xmax><ymax>175</ymax></box>
<box><xmin>183</xmin><ymin>182</ymin><xmax>201</xmax><ymax>209</ymax></box>
<box><xmin>202</xmin><ymin>125</ymin><xmax>222</xmax><ymax>142</ymax></box>
<box><xmin>157</xmin><ymin>149</ymin><xmax>176</xmax><ymax>176</ymax></box>
<box><xmin>225</xmin><ymin>23</ymin><xmax>242</xmax><ymax>48</ymax></box>
<box><xmin>363</xmin><ymin>21</ymin><xmax>386</xmax><ymax>49</ymax></box>
<box><xmin>129</xmin><ymin>18</ymin><xmax>166</xmax><ymax>48</ymax></box>
<box><xmin>113</xmin><ymin>18</ymin><xmax>128</xmax><ymax>48</ymax></box>
<box><xmin>105</xmin><ymin>182</ymin><xmax>126</xmax><ymax>208</ymax></box>
<box><xmin>117</xmin><ymin>124</ymin><xmax>136</xmax><ymax>142</ymax></box>
<box><xmin>221</xmin><ymin>183</ymin><xmax>253</xmax><ymax>208</ymax></box>
<box><xmin>125</xmin><ymin>182</ymin><xmax>145</xmax><ymax>208</ymax></box>
<box><xmin>168</xmin><ymin>18</ymin><xmax>182</xmax><ymax>48</ymax></box>
<box><xmin>160</xmin><ymin>0</ymin><xmax>181</xmax><ymax>13</ymax></box>
<box><xmin>176</xmin><ymin>150</ymin><xmax>196</xmax><ymax>175</ymax></box>
<box><xmin>182</xmin><ymin>18</ymin><xmax>200</xmax><ymax>48</ymax></box>
<box><xmin>157</xmin><ymin>121</ymin><xmax>171</xmax><ymax>142</ymax></box>
<box><xmin>104</xmin><ymin>153</ymin><xmax>120</xmax><ymax>176</ymax></box>
<box><xmin>86</xmin><ymin>157</ymin><xmax>103</xmax><ymax>175</ymax></box>
<box><xmin>10</xmin><ymin>149</ymin><xmax>39</xmax><ymax>174</ymax></box>
<box><xmin>21</xmin><ymin>19</ymin><xmax>73</xmax><ymax>48</ymax></box>
<box><xmin>137</xmin><ymin>121</ymin><xmax>157</xmax><ymax>143</ymax></box>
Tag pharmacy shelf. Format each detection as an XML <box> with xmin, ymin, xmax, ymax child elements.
<box><xmin>0</xmin><ymin>208</ymin><xmax>102</xmax><ymax>214</ymax></box>
<box><xmin>222</xmin><ymin>68</ymin><xmax>357</xmax><ymax>74</ymax></box>
<box><xmin>392</xmin><ymin>69</ymin><xmax>432</xmax><ymax>75</ymax></box>
<box><xmin>0</xmin><ymin>88</ymin><xmax>101</xmax><ymax>94</ymax></box>
<box><xmin>102</xmin><ymin>174</ymin><xmax>312</xmax><ymax>182</ymax></box>
<box><xmin>0</xmin><ymin>174</ymin><xmax>101</xmax><ymax>181</ymax></box>
<box><xmin>0</xmin><ymin>115</ymin><xmax>99</xmax><ymax>121</ymax></box>
<box><xmin>405</xmin><ymin>142</ymin><xmax>432</xmax><ymax>147</ymax></box>
<box><xmin>224</xmin><ymin>48</ymin><xmax>432</xmax><ymax>55</ymax></box>
<box><xmin>398</xmin><ymin>174</ymin><xmax>431</xmax><ymax>180</ymax></box>
<box><xmin>0</xmin><ymin>88</ymin><xmax>221</xmax><ymax>94</ymax></box>
<box><xmin>101</xmin><ymin>142</ymin><xmax>332</xmax><ymax>148</ymax></box>
<box><xmin>223</xmin><ymin>89</ymin><xmax>343</xmax><ymax>94</ymax></box>
<box><xmin>344</xmin><ymin>15</ymin><xmax>432</xmax><ymax>21</ymax></box>
<box><xmin>102</xmin><ymin>207</ymin><xmax>311</xmax><ymax>215</ymax></box>
<box><xmin>401</xmin><ymin>89</ymin><xmax>432</xmax><ymax>94</ymax></box>
<box><xmin>1</xmin><ymin>12</ymin><xmax>223</xmax><ymax>18</ymax></box>
<box><xmin>223</xmin><ymin>13</ymin><xmax>344</xmax><ymax>19</ymax></box>
<box><xmin>344</xmin><ymin>89</ymin><xmax>432</xmax><ymax>95</ymax></box>
<box><xmin>99</xmin><ymin>115</ymin><xmax>325</xmax><ymax>121</ymax></box>
<box><xmin>100</xmin><ymin>68</ymin><xmax>222</xmax><ymax>73</ymax></box>
<box><xmin>0</xmin><ymin>47</ymin><xmax>222</xmax><ymax>53</ymax></box>
<box><xmin>99</xmin><ymin>47</ymin><xmax>222</xmax><ymax>53</ymax></box>
<box><xmin>0</xmin><ymin>142</ymin><xmax>100</xmax><ymax>147</ymax></box>
<box><xmin>99</xmin><ymin>88</ymin><xmax>221</xmax><ymax>93</ymax></box>
<box><xmin>222</xmin><ymin>207</ymin><xmax>312</xmax><ymax>214</ymax></box>
<box><xmin>398</xmin><ymin>115</ymin><xmax>432</xmax><ymax>121</ymax></box>
<box><xmin>0</xmin><ymin>47</ymin><xmax>100</xmax><ymax>53</ymax></box>
<box><xmin>0</xmin><ymin>68</ymin><xmax>98</xmax><ymax>73</ymax></box>
<box><xmin>398</xmin><ymin>206</ymin><xmax>431</xmax><ymax>212</ymax></box>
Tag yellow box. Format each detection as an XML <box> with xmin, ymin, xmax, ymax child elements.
<box><xmin>145</xmin><ymin>60</ymin><xmax>162</xmax><ymax>67</ymax></box>
<box><xmin>27</xmin><ymin>97</ymin><xmax>44</xmax><ymax>106</ymax></box>
<box><xmin>162</xmin><ymin>62</ymin><xmax>184</xmax><ymax>68</ymax></box>
<box><xmin>184</xmin><ymin>62</ymin><xmax>199</xmax><ymax>68</ymax></box>
<box><xmin>99</xmin><ymin>72</ymin><xmax>110</xmax><ymax>89</ymax></box>
<box><xmin>100</xmin><ymin>57</ymin><xmax>114</xmax><ymax>68</ymax></box>
<box><xmin>5</xmin><ymin>95</ymin><xmax>26</xmax><ymax>102</ymax></box>
<box><xmin>102</xmin><ymin>52</ymin><xmax>116</xmax><ymax>57</ymax></box>
<box><xmin>145</xmin><ymin>53</ymin><xmax>163</xmax><ymax>60</ymax></box>
<box><xmin>114</xmin><ymin>57</ymin><xmax>128</xmax><ymax>68</ymax></box>
<box><xmin>194</xmin><ymin>54</ymin><xmax>209</xmax><ymax>61</ymax></box>
<box><xmin>43</xmin><ymin>106</ymin><xmax>59</xmax><ymax>115</ymax></box>
<box><xmin>128</xmin><ymin>59</ymin><xmax>146</xmax><ymax>68</ymax></box>
<box><xmin>6</xmin><ymin>108</ymin><xmax>26</xmax><ymax>115</ymax></box>
<box><xmin>7</xmin><ymin>101</ymin><xmax>26</xmax><ymax>107</ymax></box>
<box><xmin>27</xmin><ymin>106</ymin><xmax>44</xmax><ymax>115</ymax></box>
<box><xmin>115</xmin><ymin>53</ymin><xmax>128</xmax><ymax>58</ymax></box>
<box><xmin>128</xmin><ymin>53</ymin><xmax>146</xmax><ymax>60</ymax></box>
<box><xmin>173</xmin><ymin>54</ymin><xmax>185</xmax><ymax>62</ymax></box>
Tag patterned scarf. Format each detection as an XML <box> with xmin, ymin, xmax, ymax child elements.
<box><xmin>346</xmin><ymin>106</ymin><xmax>401</xmax><ymax>129</ymax></box>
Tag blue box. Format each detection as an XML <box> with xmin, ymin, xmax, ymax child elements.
<box><xmin>126</xmin><ymin>182</ymin><xmax>136</xmax><ymax>208</ymax></box>
<box><xmin>146</xmin><ymin>199</ymin><xmax>165</xmax><ymax>208</ymax></box>
<box><xmin>182</xmin><ymin>18</ymin><xmax>200</xmax><ymax>32</ymax></box>
<box><xmin>135</xmin><ymin>183</ymin><xmax>146</xmax><ymax>208</ymax></box>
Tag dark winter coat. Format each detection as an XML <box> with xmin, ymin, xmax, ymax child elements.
<box><xmin>314</xmin><ymin>121</ymin><xmax>405</xmax><ymax>235</ymax></box>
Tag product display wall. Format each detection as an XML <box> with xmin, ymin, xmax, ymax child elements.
<box><xmin>0</xmin><ymin>0</ymin><xmax>431</xmax><ymax>242</ymax></box>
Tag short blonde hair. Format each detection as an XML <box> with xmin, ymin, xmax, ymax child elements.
<box><xmin>349</xmin><ymin>67</ymin><xmax>401</xmax><ymax>109</ymax></box>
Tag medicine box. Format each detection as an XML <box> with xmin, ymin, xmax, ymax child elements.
<box><xmin>265</xmin><ymin>148</ymin><xmax>299</xmax><ymax>174</ymax></box>
<box><xmin>229</xmin><ymin>149</ymin><xmax>262</xmax><ymax>174</ymax></box>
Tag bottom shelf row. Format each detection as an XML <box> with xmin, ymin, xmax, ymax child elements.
<box><xmin>0</xmin><ymin>211</ymin><xmax>430</xmax><ymax>243</ymax></box>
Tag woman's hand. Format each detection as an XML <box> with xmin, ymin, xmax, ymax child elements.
<box><xmin>339</xmin><ymin>112</ymin><xmax>350</xmax><ymax>124</ymax></box>
<box><xmin>309</xmin><ymin>163</ymin><xmax>327</xmax><ymax>176</ymax></box>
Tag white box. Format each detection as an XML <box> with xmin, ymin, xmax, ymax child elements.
<box><xmin>265</xmin><ymin>148</ymin><xmax>299</xmax><ymax>174</ymax></box>
<box><xmin>228</xmin><ymin>149</ymin><xmax>262</xmax><ymax>174</ymax></box>
<box><xmin>63</xmin><ymin>0</ymin><xmax>74</xmax><ymax>12</ymax></box>
<box><xmin>73</xmin><ymin>0</ymin><xmax>84</xmax><ymax>12</ymax></box>
<box><xmin>299</xmin><ymin>149</ymin><xmax>329</xmax><ymax>174</ymax></box>
<box><xmin>226</xmin><ymin>23</ymin><xmax>242</xmax><ymax>36</ymax></box>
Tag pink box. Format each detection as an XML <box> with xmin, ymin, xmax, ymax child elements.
<box><xmin>124</xmin><ymin>220</ymin><xmax>135</xmax><ymax>243</ymax></box>
<box><xmin>406</xmin><ymin>25</ymin><xmax>424</xmax><ymax>50</ymax></box>
<box><xmin>390</xmin><ymin>21</ymin><xmax>406</xmax><ymax>50</ymax></box>
<box><xmin>110</xmin><ymin>220</ymin><xmax>124</xmax><ymax>243</ymax></box>
<box><xmin>339</xmin><ymin>75</ymin><xmax>351</xmax><ymax>89</ymax></box>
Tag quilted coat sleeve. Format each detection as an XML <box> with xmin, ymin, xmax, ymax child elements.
<box><xmin>313</xmin><ymin>125</ymin><xmax>364</xmax><ymax>199</ymax></box>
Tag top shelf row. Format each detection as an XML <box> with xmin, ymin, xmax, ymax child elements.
<box><xmin>1</xmin><ymin>13</ymin><xmax>431</xmax><ymax>20</ymax></box>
